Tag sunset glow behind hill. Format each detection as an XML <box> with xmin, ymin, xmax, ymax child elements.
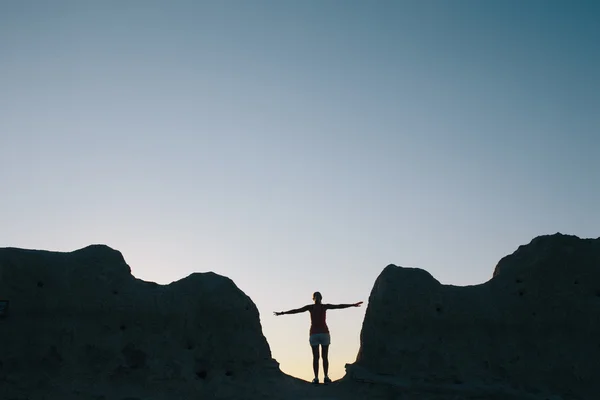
<box><xmin>1</xmin><ymin>1</ymin><xmax>599</xmax><ymax>381</ymax></box>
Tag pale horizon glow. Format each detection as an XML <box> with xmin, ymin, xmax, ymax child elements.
<box><xmin>1</xmin><ymin>1</ymin><xmax>599</xmax><ymax>381</ymax></box>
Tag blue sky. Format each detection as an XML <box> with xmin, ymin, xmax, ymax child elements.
<box><xmin>1</xmin><ymin>1</ymin><xmax>599</xmax><ymax>380</ymax></box>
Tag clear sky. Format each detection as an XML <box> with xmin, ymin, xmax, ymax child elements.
<box><xmin>1</xmin><ymin>0</ymin><xmax>599</xmax><ymax>381</ymax></box>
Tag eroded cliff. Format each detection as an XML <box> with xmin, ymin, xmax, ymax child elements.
<box><xmin>2</xmin><ymin>234</ymin><xmax>598</xmax><ymax>400</ymax></box>
<box><xmin>350</xmin><ymin>233</ymin><xmax>600</xmax><ymax>400</ymax></box>
<box><xmin>0</xmin><ymin>245</ymin><xmax>280</xmax><ymax>399</ymax></box>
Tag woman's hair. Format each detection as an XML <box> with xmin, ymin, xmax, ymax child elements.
<box><xmin>313</xmin><ymin>291</ymin><xmax>322</xmax><ymax>302</ymax></box>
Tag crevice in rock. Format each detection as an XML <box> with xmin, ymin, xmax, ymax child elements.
<box><xmin>196</xmin><ymin>370</ymin><xmax>207</xmax><ymax>380</ymax></box>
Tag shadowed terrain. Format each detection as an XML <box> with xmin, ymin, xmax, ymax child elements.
<box><xmin>348</xmin><ymin>233</ymin><xmax>600</xmax><ymax>400</ymax></box>
<box><xmin>1</xmin><ymin>233</ymin><xmax>598</xmax><ymax>399</ymax></box>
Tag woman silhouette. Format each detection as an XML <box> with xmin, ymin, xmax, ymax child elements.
<box><xmin>274</xmin><ymin>292</ymin><xmax>363</xmax><ymax>384</ymax></box>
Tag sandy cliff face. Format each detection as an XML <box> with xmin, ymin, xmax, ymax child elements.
<box><xmin>350</xmin><ymin>233</ymin><xmax>600</xmax><ymax>399</ymax></box>
<box><xmin>0</xmin><ymin>245</ymin><xmax>279</xmax><ymax>399</ymax></box>
<box><xmin>2</xmin><ymin>234</ymin><xmax>599</xmax><ymax>400</ymax></box>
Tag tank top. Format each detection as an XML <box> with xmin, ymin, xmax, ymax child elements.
<box><xmin>309</xmin><ymin>303</ymin><xmax>329</xmax><ymax>334</ymax></box>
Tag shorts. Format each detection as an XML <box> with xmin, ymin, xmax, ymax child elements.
<box><xmin>309</xmin><ymin>333</ymin><xmax>331</xmax><ymax>346</ymax></box>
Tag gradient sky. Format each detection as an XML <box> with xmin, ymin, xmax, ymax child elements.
<box><xmin>1</xmin><ymin>1</ymin><xmax>599</xmax><ymax>381</ymax></box>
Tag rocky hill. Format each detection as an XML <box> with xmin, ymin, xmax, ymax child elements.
<box><xmin>0</xmin><ymin>245</ymin><xmax>284</xmax><ymax>399</ymax></box>
<box><xmin>1</xmin><ymin>233</ymin><xmax>598</xmax><ymax>399</ymax></box>
<box><xmin>349</xmin><ymin>233</ymin><xmax>600</xmax><ymax>400</ymax></box>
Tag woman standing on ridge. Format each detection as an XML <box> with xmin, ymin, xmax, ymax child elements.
<box><xmin>274</xmin><ymin>292</ymin><xmax>363</xmax><ymax>384</ymax></box>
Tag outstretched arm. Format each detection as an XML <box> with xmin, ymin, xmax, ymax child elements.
<box><xmin>274</xmin><ymin>305</ymin><xmax>311</xmax><ymax>316</ymax></box>
<box><xmin>326</xmin><ymin>301</ymin><xmax>363</xmax><ymax>310</ymax></box>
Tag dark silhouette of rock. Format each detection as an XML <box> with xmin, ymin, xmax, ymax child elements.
<box><xmin>0</xmin><ymin>245</ymin><xmax>280</xmax><ymax>399</ymax></box>
<box><xmin>349</xmin><ymin>233</ymin><xmax>600</xmax><ymax>400</ymax></box>
<box><xmin>2</xmin><ymin>234</ymin><xmax>598</xmax><ymax>399</ymax></box>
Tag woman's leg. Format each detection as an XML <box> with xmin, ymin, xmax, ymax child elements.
<box><xmin>311</xmin><ymin>345</ymin><xmax>320</xmax><ymax>379</ymax></box>
<box><xmin>322</xmin><ymin>345</ymin><xmax>329</xmax><ymax>378</ymax></box>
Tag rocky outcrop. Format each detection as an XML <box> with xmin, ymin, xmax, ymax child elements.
<box><xmin>0</xmin><ymin>245</ymin><xmax>280</xmax><ymax>399</ymax></box>
<box><xmin>3</xmin><ymin>234</ymin><xmax>599</xmax><ymax>400</ymax></box>
<box><xmin>349</xmin><ymin>233</ymin><xmax>600</xmax><ymax>399</ymax></box>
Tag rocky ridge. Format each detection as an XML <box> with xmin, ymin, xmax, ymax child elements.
<box><xmin>1</xmin><ymin>233</ymin><xmax>598</xmax><ymax>400</ymax></box>
<box><xmin>349</xmin><ymin>233</ymin><xmax>600</xmax><ymax>400</ymax></box>
<box><xmin>0</xmin><ymin>245</ymin><xmax>281</xmax><ymax>399</ymax></box>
